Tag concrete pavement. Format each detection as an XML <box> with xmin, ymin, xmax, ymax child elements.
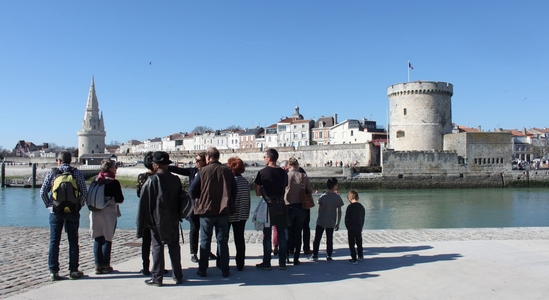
<box><xmin>2</xmin><ymin>227</ymin><xmax>549</xmax><ymax>299</ymax></box>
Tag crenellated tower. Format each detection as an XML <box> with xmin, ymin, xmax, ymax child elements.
<box><xmin>387</xmin><ymin>81</ymin><xmax>453</xmax><ymax>151</ymax></box>
<box><xmin>77</xmin><ymin>77</ymin><xmax>106</xmax><ymax>159</ymax></box>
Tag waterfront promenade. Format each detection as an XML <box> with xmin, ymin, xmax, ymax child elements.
<box><xmin>1</xmin><ymin>227</ymin><xmax>549</xmax><ymax>299</ymax></box>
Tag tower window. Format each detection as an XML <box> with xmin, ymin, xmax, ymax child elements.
<box><xmin>403</xmin><ymin>108</ymin><xmax>407</xmax><ymax>115</ymax></box>
<box><xmin>396</xmin><ymin>131</ymin><xmax>405</xmax><ymax>138</ymax></box>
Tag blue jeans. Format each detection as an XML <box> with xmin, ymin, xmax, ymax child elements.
<box><xmin>263</xmin><ymin>225</ymin><xmax>287</xmax><ymax>267</ymax></box>
<box><xmin>94</xmin><ymin>236</ymin><xmax>112</xmax><ymax>267</ymax></box>
<box><xmin>199</xmin><ymin>215</ymin><xmax>230</xmax><ymax>273</ymax></box>
<box><xmin>48</xmin><ymin>211</ymin><xmax>80</xmax><ymax>272</ymax></box>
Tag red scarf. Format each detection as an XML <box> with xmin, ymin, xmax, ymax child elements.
<box><xmin>97</xmin><ymin>171</ymin><xmax>116</xmax><ymax>181</ymax></box>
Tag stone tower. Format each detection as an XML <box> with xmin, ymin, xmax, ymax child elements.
<box><xmin>77</xmin><ymin>77</ymin><xmax>106</xmax><ymax>158</ymax></box>
<box><xmin>387</xmin><ymin>81</ymin><xmax>453</xmax><ymax>151</ymax></box>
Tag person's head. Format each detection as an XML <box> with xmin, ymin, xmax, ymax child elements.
<box><xmin>264</xmin><ymin>148</ymin><xmax>279</xmax><ymax>164</ymax></box>
<box><xmin>195</xmin><ymin>152</ymin><xmax>207</xmax><ymax>168</ymax></box>
<box><xmin>288</xmin><ymin>157</ymin><xmax>299</xmax><ymax>170</ymax></box>
<box><xmin>228</xmin><ymin>157</ymin><xmax>245</xmax><ymax>175</ymax></box>
<box><xmin>347</xmin><ymin>190</ymin><xmax>359</xmax><ymax>202</ymax></box>
<box><xmin>57</xmin><ymin>151</ymin><xmax>71</xmax><ymax>165</ymax></box>
<box><xmin>206</xmin><ymin>147</ymin><xmax>220</xmax><ymax>163</ymax></box>
<box><xmin>143</xmin><ymin>151</ymin><xmax>154</xmax><ymax>171</ymax></box>
<box><xmin>100</xmin><ymin>159</ymin><xmax>117</xmax><ymax>173</ymax></box>
<box><xmin>326</xmin><ymin>177</ymin><xmax>338</xmax><ymax>191</ymax></box>
<box><xmin>152</xmin><ymin>151</ymin><xmax>172</xmax><ymax>171</ymax></box>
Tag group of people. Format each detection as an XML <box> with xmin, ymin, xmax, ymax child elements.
<box><xmin>41</xmin><ymin>151</ymin><xmax>124</xmax><ymax>281</ymax></box>
<box><xmin>40</xmin><ymin>148</ymin><xmax>366</xmax><ymax>287</ymax></box>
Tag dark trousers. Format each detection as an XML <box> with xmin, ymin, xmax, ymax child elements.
<box><xmin>199</xmin><ymin>215</ymin><xmax>230</xmax><ymax>273</ymax></box>
<box><xmin>263</xmin><ymin>225</ymin><xmax>287</xmax><ymax>267</ymax></box>
<box><xmin>302</xmin><ymin>209</ymin><xmax>311</xmax><ymax>252</ymax></box>
<box><xmin>93</xmin><ymin>236</ymin><xmax>112</xmax><ymax>267</ymax></box>
<box><xmin>141</xmin><ymin>228</ymin><xmax>151</xmax><ymax>271</ymax></box>
<box><xmin>150</xmin><ymin>228</ymin><xmax>182</xmax><ymax>284</ymax></box>
<box><xmin>312</xmin><ymin>225</ymin><xmax>334</xmax><ymax>257</ymax></box>
<box><xmin>348</xmin><ymin>229</ymin><xmax>363</xmax><ymax>260</ymax></box>
<box><xmin>230</xmin><ymin>220</ymin><xmax>247</xmax><ymax>270</ymax></box>
<box><xmin>48</xmin><ymin>212</ymin><xmax>80</xmax><ymax>272</ymax></box>
<box><xmin>286</xmin><ymin>205</ymin><xmax>306</xmax><ymax>260</ymax></box>
<box><xmin>188</xmin><ymin>214</ymin><xmax>200</xmax><ymax>255</ymax></box>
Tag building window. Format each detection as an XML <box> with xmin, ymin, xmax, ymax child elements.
<box><xmin>396</xmin><ymin>131</ymin><xmax>405</xmax><ymax>138</ymax></box>
<box><xmin>319</xmin><ymin>132</ymin><xmax>323</xmax><ymax>138</ymax></box>
<box><xmin>351</xmin><ymin>130</ymin><xmax>354</xmax><ymax>136</ymax></box>
<box><xmin>404</xmin><ymin>108</ymin><xmax>407</xmax><ymax>115</ymax></box>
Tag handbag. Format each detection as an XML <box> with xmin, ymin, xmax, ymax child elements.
<box><xmin>265</xmin><ymin>196</ymin><xmax>285</xmax><ymax>217</ymax></box>
<box><xmin>300</xmin><ymin>173</ymin><xmax>315</xmax><ymax>209</ymax></box>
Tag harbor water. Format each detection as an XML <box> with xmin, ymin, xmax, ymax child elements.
<box><xmin>1</xmin><ymin>187</ymin><xmax>549</xmax><ymax>230</ymax></box>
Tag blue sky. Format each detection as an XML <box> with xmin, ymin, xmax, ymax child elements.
<box><xmin>1</xmin><ymin>0</ymin><xmax>548</xmax><ymax>149</ymax></box>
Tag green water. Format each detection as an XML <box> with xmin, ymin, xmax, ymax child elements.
<box><xmin>1</xmin><ymin>187</ymin><xmax>549</xmax><ymax>230</ymax></box>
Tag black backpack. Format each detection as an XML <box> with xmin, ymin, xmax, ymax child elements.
<box><xmin>51</xmin><ymin>167</ymin><xmax>81</xmax><ymax>213</ymax></box>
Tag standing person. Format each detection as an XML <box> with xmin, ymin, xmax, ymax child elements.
<box><xmin>40</xmin><ymin>150</ymin><xmax>88</xmax><ymax>281</ymax></box>
<box><xmin>135</xmin><ymin>151</ymin><xmax>159</xmax><ymax>275</ymax></box>
<box><xmin>272</xmin><ymin>160</ymin><xmax>289</xmax><ymax>256</ymax></box>
<box><xmin>189</xmin><ymin>147</ymin><xmax>236</xmax><ymax>278</ymax></box>
<box><xmin>254</xmin><ymin>149</ymin><xmax>289</xmax><ymax>270</ymax></box>
<box><xmin>90</xmin><ymin>159</ymin><xmax>124</xmax><ymax>274</ymax></box>
<box><xmin>168</xmin><ymin>152</ymin><xmax>216</xmax><ymax>263</ymax></box>
<box><xmin>227</xmin><ymin>157</ymin><xmax>251</xmax><ymax>271</ymax></box>
<box><xmin>309</xmin><ymin>177</ymin><xmax>344</xmax><ymax>262</ymax></box>
<box><xmin>345</xmin><ymin>190</ymin><xmax>365</xmax><ymax>264</ymax></box>
<box><xmin>284</xmin><ymin>157</ymin><xmax>312</xmax><ymax>265</ymax></box>
<box><xmin>137</xmin><ymin>151</ymin><xmax>183</xmax><ymax>286</ymax></box>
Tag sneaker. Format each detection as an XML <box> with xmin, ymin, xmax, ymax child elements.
<box><xmin>326</xmin><ymin>256</ymin><xmax>333</xmax><ymax>262</ymax></box>
<box><xmin>308</xmin><ymin>255</ymin><xmax>318</xmax><ymax>262</ymax></box>
<box><xmin>69</xmin><ymin>270</ymin><xmax>84</xmax><ymax>280</ymax></box>
<box><xmin>349</xmin><ymin>259</ymin><xmax>358</xmax><ymax>265</ymax></box>
<box><xmin>101</xmin><ymin>266</ymin><xmax>113</xmax><ymax>274</ymax></box>
<box><xmin>50</xmin><ymin>272</ymin><xmax>61</xmax><ymax>281</ymax></box>
<box><xmin>95</xmin><ymin>266</ymin><xmax>102</xmax><ymax>275</ymax></box>
<box><xmin>358</xmin><ymin>256</ymin><xmax>364</xmax><ymax>261</ymax></box>
<box><xmin>191</xmin><ymin>255</ymin><xmax>199</xmax><ymax>263</ymax></box>
<box><xmin>279</xmin><ymin>266</ymin><xmax>286</xmax><ymax>270</ymax></box>
<box><xmin>303</xmin><ymin>249</ymin><xmax>312</xmax><ymax>255</ymax></box>
<box><xmin>255</xmin><ymin>263</ymin><xmax>272</xmax><ymax>270</ymax></box>
<box><xmin>140</xmin><ymin>269</ymin><xmax>151</xmax><ymax>276</ymax></box>
<box><xmin>273</xmin><ymin>246</ymin><xmax>279</xmax><ymax>255</ymax></box>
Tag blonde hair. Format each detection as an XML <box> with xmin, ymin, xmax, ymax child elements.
<box><xmin>348</xmin><ymin>190</ymin><xmax>359</xmax><ymax>201</ymax></box>
<box><xmin>288</xmin><ymin>157</ymin><xmax>299</xmax><ymax>167</ymax></box>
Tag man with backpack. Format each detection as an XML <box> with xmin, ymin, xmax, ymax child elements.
<box><xmin>40</xmin><ymin>151</ymin><xmax>88</xmax><ymax>281</ymax></box>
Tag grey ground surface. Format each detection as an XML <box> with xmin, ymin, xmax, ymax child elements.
<box><xmin>2</xmin><ymin>227</ymin><xmax>549</xmax><ymax>300</ymax></box>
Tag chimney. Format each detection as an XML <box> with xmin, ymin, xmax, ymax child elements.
<box><xmin>334</xmin><ymin>113</ymin><xmax>338</xmax><ymax>124</ymax></box>
<box><xmin>478</xmin><ymin>126</ymin><xmax>482</xmax><ymax>132</ymax></box>
<box><xmin>522</xmin><ymin>127</ymin><xmax>527</xmax><ymax>135</ymax></box>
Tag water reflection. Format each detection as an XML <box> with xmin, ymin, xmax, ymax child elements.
<box><xmin>1</xmin><ymin>187</ymin><xmax>549</xmax><ymax>230</ymax></box>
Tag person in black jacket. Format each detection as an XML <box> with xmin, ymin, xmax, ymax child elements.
<box><xmin>137</xmin><ymin>152</ymin><xmax>183</xmax><ymax>287</ymax></box>
<box><xmin>344</xmin><ymin>190</ymin><xmax>365</xmax><ymax>264</ymax></box>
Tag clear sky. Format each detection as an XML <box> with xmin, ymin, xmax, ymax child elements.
<box><xmin>1</xmin><ymin>0</ymin><xmax>547</xmax><ymax>149</ymax></box>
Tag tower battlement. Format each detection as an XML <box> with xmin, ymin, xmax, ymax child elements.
<box><xmin>387</xmin><ymin>81</ymin><xmax>453</xmax><ymax>98</ymax></box>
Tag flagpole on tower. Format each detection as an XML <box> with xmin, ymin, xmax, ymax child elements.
<box><xmin>407</xmin><ymin>61</ymin><xmax>413</xmax><ymax>82</ymax></box>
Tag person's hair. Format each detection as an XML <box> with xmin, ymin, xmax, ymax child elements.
<box><xmin>197</xmin><ymin>152</ymin><xmax>206</xmax><ymax>162</ymax></box>
<box><xmin>265</xmin><ymin>148</ymin><xmax>279</xmax><ymax>162</ymax></box>
<box><xmin>100</xmin><ymin>159</ymin><xmax>117</xmax><ymax>172</ymax></box>
<box><xmin>57</xmin><ymin>151</ymin><xmax>71</xmax><ymax>164</ymax></box>
<box><xmin>326</xmin><ymin>177</ymin><xmax>338</xmax><ymax>190</ymax></box>
<box><xmin>207</xmin><ymin>147</ymin><xmax>220</xmax><ymax>160</ymax></box>
<box><xmin>228</xmin><ymin>157</ymin><xmax>245</xmax><ymax>175</ymax></box>
<box><xmin>288</xmin><ymin>157</ymin><xmax>299</xmax><ymax>167</ymax></box>
<box><xmin>348</xmin><ymin>189</ymin><xmax>359</xmax><ymax>201</ymax></box>
<box><xmin>143</xmin><ymin>151</ymin><xmax>154</xmax><ymax>171</ymax></box>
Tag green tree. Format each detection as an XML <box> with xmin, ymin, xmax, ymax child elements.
<box><xmin>192</xmin><ymin>126</ymin><xmax>213</xmax><ymax>134</ymax></box>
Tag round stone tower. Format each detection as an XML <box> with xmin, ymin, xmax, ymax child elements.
<box><xmin>387</xmin><ymin>81</ymin><xmax>453</xmax><ymax>151</ymax></box>
<box><xmin>78</xmin><ymin>77</ymin><xmax>106</xmax><ymax>159</ymax></box>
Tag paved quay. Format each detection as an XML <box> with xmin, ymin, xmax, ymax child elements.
<box><xmin>1</xmin><ymin>227</ymin><xmax>549</xmax><ymax>300</ymax></box>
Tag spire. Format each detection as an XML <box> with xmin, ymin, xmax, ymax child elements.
<box><xmin>86</xmin><ymin>76</ymin><xmax>98</xmax><ymax>111</ymax></box>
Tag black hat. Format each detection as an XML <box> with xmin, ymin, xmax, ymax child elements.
<box><xmin>152</xmin><ymin>151</ymin><xmax>172</xmax><ymax>165</ymax></box>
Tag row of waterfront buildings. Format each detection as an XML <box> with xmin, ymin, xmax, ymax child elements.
<box><xmin>9</xmin><ymin>78</ymin><xmax>549</xmax><ymax>173</ymax></box>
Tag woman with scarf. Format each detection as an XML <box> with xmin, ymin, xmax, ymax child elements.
<box><xmin>89</xmin><ymin>159</ymin><xmax>124</xmax><ymax>274</ymax></box>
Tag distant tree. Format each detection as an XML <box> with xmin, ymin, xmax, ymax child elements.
<box><xmin>192</xmin><ymin>126</ymin><xmax>213</xmax><ymax>134</ymax></box>
<box><xmin>107</xmin><ymin>140</ymin><xmax>121</xmax><ymax>148</ymax></box>
<box><xmin>225</xmin><ymin>125</ymin><xmax>242</xmax><ymax>131</ymax></box>
<box><xmin>532</xmin><ymin>144</ymin><xmax>549</xmax><ymax>160</ymax></box>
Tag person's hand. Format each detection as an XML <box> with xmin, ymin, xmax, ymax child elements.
<box><xmin>335</xmin><ymin>224</ymin><xmax>339</xmax><ymax>231</ymax></box>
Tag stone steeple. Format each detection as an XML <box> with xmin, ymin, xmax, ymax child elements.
<box><xmin>77</xmin><ymin>77</ymin><xmax>106</xmax><ymax>159</ymax></box>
